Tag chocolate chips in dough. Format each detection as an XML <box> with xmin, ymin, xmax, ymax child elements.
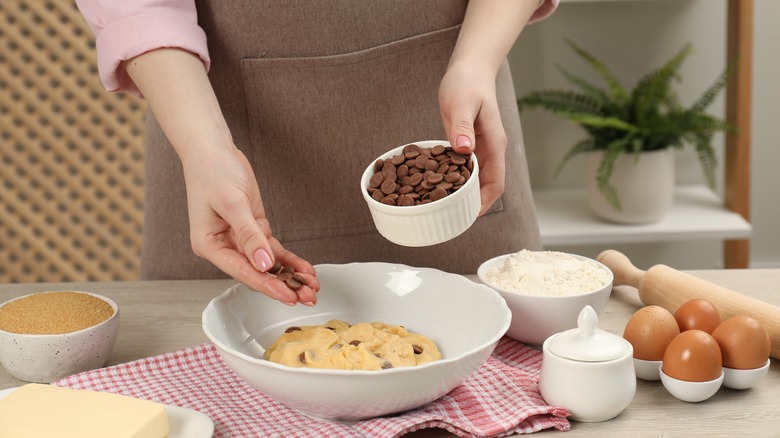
<box><xmin>264</xmin><ymin>319</ymin><xmax>441</xmax><ymax>370</ymax></box>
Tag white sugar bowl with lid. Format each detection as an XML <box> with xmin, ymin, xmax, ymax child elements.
<box><xmin>539</xmin><ymin>305</ymin><xmax>635</xmax><ymax>423</ymax></box>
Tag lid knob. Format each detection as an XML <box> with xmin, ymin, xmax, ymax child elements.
<box><xmin>549</xmin><ymin>305</ymin><xmax>630</xmax><ymax>362</ymax></box>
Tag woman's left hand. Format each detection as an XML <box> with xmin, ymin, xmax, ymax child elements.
<box><xmin>438</xmin><ymin>62</ymin><xmax>507</xmax><ymax>216</ymax></box>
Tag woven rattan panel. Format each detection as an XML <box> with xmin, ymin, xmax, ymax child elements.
<box><xmin>0</xmin><ymin>1</ymin><xmax>147</xmax><ymax>282</ymax></box>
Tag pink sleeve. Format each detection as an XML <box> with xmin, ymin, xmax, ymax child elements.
<box><xmin>528</xmin><ymin>0</ymin><xmax>559</xmax><ymax>25</ymax></box>
<box><xmin>76</xmin><ymin>0</ymin><xmax>210</xmax><ymax>96</ymax></box>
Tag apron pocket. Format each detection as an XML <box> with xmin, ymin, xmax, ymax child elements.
<box><xmin>240</xmin><ymin>24</ymin><xmax>502</xmax><ymax>244</ymax></box>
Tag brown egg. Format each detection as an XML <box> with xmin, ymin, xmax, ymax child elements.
<box><xmin>623</xmin><ymin>305</ymin><xmax>680</xmax><ymax>361</ymax></box>
<box><xmin>674</xmin><ymin>298</ymin><xmax>722</xmax><ymax>334</ymax></box>
<box><xmin>662</xmin><ymin>330</ymin><xmax>723</xmax><ymax>382</ymax></box>
<box><xmin>711</xmin><ymin>315</ymin><xmax>771</xmax><ymax>370</ymax></box>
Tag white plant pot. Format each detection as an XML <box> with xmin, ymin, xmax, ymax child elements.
<box><xmin>586</xmin><ymin>148</ymin><xmax>675</xmax><ymax>224</ymax></box>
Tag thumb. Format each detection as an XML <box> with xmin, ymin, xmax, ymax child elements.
<box><xmin>229</xmin><ymin>210</ymin><xmax>275</xmax><ymax>273</ymax></box>
<box><xmin>447</xmin><ymin>111</ymin><xmax>477</xmax><ymax>155</ymax></box>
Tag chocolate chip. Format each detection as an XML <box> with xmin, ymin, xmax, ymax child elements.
<box><xmin>436</xmin><ymin>181</ymin><xmax>453</xmax><ymax>191</ymax></box>
<box><xmin>368</xmin><ymin>173</ymin><xmax>384</xmax><ymax>188</ymax></box>
<box><xmin>286</xmin><ymin>277</ymin><xmax>302</xmax><ymax>289</ymax></box>
<box><xmin>284</xmin><ymin>326</ymin><xmax>301</xmax><ymax>333</ymax></box>
<box><xmin>349</xmin><ymin>340</ymin><xmax>361</xmax><ymax>346</ymax></box>
<box><xmin>450</xmin><ymin>154</ymin><xmax>467</xmax><ymax>166</ymax></box>
<box><xmin>380</xmin><ymin>179</ymin><xmax>397</xmax><ymax>195</ymax></box>
<box><xmin>382</xmin><ymin>362</ymin><xmax>393</xmax><ymax>370</ymax></box>
<box><xmin>398</xmin><ymin>194</ymin><xmax>414</xmax><ymax>206</ymax></box>
<box><xmin>298</xmin><ymin>352</ymin><xmax>306</xmax><ymax>363</ymax></box>
<box><xmin>427</xmin><ymin>173</ymin><xmax>444</xmax><ymax>185</ymax></box>
<box><xmin>430</xmin><ymin>187</ymin><xmax>448</xmax><ymax>201</ymax></box>
<box><xmin>390</xmin><ymin>154</ymin><xmax>404</xmax><ymax>166</ymax></box>
<box><xmin>381</xmin><ymin>169</ymin><xmax>397</xmax><ymax>183</ymax></box>
<box><xmin>273</xmin><ymin>265</ymin><xmax>306</xmax><ymax>290</ymax></box>
<box><xmin>412</xmin><ymin>345</ymin><xmax>423</xmax><ymax>354</ymax></box>
<box><xmin>444</xmin><ymin>172</ymin><xmax>461</xmax><ymax>183</ymax></box>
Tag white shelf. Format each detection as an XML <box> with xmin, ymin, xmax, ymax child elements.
<box><xmin>534</xmin><ymin>185</ymin><xmax>752</xmax><ymax>246</ymax></box>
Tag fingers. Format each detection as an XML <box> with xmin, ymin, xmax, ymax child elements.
<box><xmin>476</xmin><ymin>153</ymin><xmax>505</xmax><ymax>216</ymax></box>
<box><xmin>266</xmin><ymin>239</ymin><xmax>320</xmax><ymax>305</ymax></box>
<box><xmin>196</xmin><ymin>201</ymin><xmax>320</xmax><ymax>306</ymax></box>
<box><xmin>469</xmin><ymin>101</ymin><xmax>507</xmax><ymax>215</ymax></box>
<box><xmin>442</xmin><ymin>102</ymin><xmax>478</xmax><ymax>156</ymax></box>
<box><xmin>225</xmin><ymin>203</ymin><xmax>276</xmax><ymax>273</ymax></box>
<box><xmin>210</xmin><ymin>246</ymin><xmax>299</xmax><ymax>305</ymax></box>
<box><xmin>205</xmin><ymin>244</ymin><xmax>320</xmax><ymax>306</ymax></box>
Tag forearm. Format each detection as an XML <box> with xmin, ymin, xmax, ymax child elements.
<box><xmin>450</xmin><ymin>0</ymin><xmax>541</xmax><ymax>74</ymax></box>
<box><xmin>122</xmin><ymin>48</ymin><xmax>232</xmax><ymax>164</ymax></box>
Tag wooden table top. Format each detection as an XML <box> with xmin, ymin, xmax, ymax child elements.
<box><xmin>1</xmin><ymin>270</ymin><xmax>778</xmax><ymax>436</ymax></box>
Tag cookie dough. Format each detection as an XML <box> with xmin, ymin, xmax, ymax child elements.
<box><xmin>264</xmin><ymin>319</ymin><xmax>441</xmax><ymax>370</ymax></box>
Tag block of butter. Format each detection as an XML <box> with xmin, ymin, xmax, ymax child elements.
<box><xmin>0</xmin><ymin>384</ymin><xmax>169</xmax><ymax>438</ymax></box>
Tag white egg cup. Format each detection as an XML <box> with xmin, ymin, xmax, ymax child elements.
<box><xmin>633</xmin><ymin>358</ymin><xmax>662</xmax><ymax>381</ymax></box>
<box><xmin>660</xmin><ymin>366</ymin><xmax>724</xmax><ymax>402</ymax></box>
<box><xmin>722</xmin><ymin>359</ymin><xmax>771</xmax><ymax>390</ymax></box>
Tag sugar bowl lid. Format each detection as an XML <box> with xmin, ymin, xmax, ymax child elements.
<box><xmin>548</xmin><ymin>305</ymin><xmax>630</xmax><ymax>362</ymax></box>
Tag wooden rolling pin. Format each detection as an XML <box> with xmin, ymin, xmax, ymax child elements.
<box><xmin>597</xmin><ymin>249</ymin><xmax>780</xmax><ymax>360</ymax></box>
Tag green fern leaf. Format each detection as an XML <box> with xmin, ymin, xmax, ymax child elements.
<box><xmin>565</xmin><ymin>38</ymin><xmax>629</xmax><ymax>105</ymax></box>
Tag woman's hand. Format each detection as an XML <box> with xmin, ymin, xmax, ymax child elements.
<box><xmin>180</xmin><ymin>144</ymin><xmax>320</xmax><ymax>306</ymax></box>
<box><xmin>124</xmin><ymin>48</ymin><xmax>319</xmax><ymax>305</ymax></box>
<box><xmin>439</xmin><ymin>63</ymin><xmax>507</xmax><ymax>216</ymax></box>
<box><xmin>440</xmin><ymin>0</ymin><xmax>542</xmax><ymax>215</ymax></box>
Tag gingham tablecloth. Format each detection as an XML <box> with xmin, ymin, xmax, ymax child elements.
<box><xmin>54</xmin><ymin>337</ymin><xmax>570</xmax><ymax>437</ymax></box>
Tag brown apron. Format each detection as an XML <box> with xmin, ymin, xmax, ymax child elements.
<box><xmin>140</xmin><ymin>0</ymin><xmax>541</xmax><ymax>280</ymax></box>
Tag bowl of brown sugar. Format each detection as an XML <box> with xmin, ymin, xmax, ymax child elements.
<box><xmin>0</xmin><ymin>291</ymin><xmax>119</xmax><ymax>383</ymax></box>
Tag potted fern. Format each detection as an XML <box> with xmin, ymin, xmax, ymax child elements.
<box><xmin>518</xmin><ymin>39</ymin><xmax>734</xmax><ymax>223</ymax></box>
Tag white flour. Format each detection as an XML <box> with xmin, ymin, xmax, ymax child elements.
<box><xmin>485</xmin><ymin>250</ymin><xmax>611</xmax><ymax>296</ymax></box>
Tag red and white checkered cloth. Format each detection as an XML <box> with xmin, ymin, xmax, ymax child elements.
<box><xmin>54</xmin><ymin>337</ymin><xmax>570</xmax><ymax>437</ymax></box>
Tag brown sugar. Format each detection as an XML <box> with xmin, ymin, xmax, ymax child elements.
<box><xmin>0</xmin><ymin>291</ymin><xmax>115</xmax><ymax>335</ymax></box>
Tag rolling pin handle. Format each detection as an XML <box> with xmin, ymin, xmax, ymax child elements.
<box><xmin>597</xmin><ymin>249</ymin><xmax>645</xmax><ymax>288</ymax></box>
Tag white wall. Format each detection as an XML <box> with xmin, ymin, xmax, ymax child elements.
<box><xmin>507</xmin><ymin>0</ymin><xmax>780</xmax><ymax>270</ymax></box>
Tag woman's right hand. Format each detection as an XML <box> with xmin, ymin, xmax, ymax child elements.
<box><xmin>123</xmin><ymin>48</ymin><xmax>318</xmax><ymax>305</ymax></box>
<box><xmin>180</xmin><ymin>144</ymin><xmax>320</xmax><ymax>306</ymax></box>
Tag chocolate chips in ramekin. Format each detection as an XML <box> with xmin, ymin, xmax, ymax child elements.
<box><xmin>366</xmin><ymin>143</ymin><xmax>473</xmax><ymax>207</ymax></box>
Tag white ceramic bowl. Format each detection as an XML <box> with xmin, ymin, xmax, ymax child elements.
<box><xmin>477</xmin><ymin>252</ymin><xmax>613</xmax><ymax>345</ymax></box>
<box><xmin>660</xmin><ymin>367</ymin><xmax>724</xmax><ymax>402</ymax></box>
<box><xmin>202</xmin><ymin>262</ymin><xmax>510</xmax><ymax>421</ymax></box>
<box><xmin>0</xmin><ymin>291</ymin><xmax>119</xmax><ymax>383</ymax></box>
<box><xmin>360</xmin><ymin>140</ymin><xmax>480</xmax><ymax>247</ymax></box>
<box><xmin>722</xmin><ymin>359</ymin><xmax>771</xmax><ymax>390</ymax></box>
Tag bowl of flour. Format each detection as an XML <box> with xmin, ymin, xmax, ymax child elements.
<box><xmin>477</xmin><ymin>250</ymin><xmax>613</xmax><ymax>345</ymax></box>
